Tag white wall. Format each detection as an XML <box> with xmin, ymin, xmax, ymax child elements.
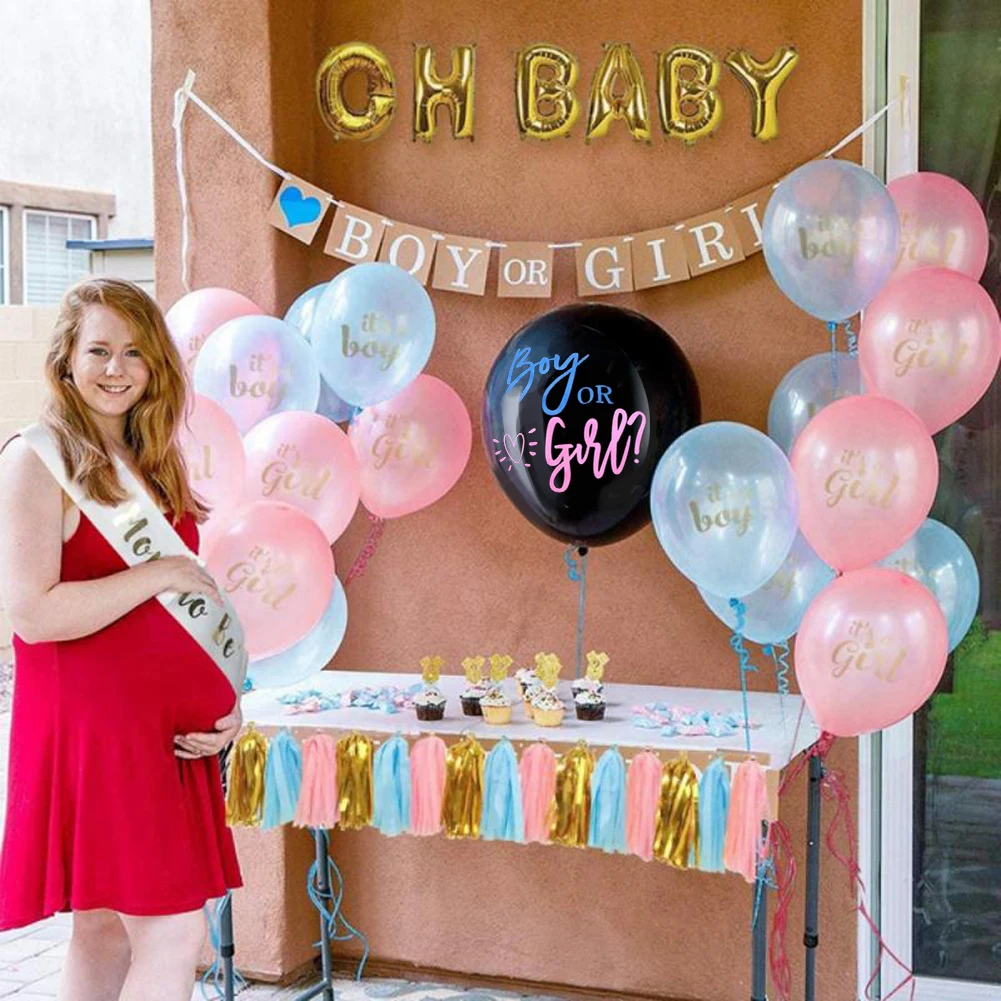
<box><xmin>0</xmin><ymin>0</ymin><xmax>153</xmax><ymax>237</ymax></box>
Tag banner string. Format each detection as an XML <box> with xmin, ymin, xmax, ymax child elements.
<box><xmin>171</xmin><ymin>69</ymin><xmax>905</xmax><ymax>289</ymax></box>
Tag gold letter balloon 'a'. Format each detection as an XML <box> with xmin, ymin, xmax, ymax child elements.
<box><xmin>585</xmin><ymin>42</ymin><xmax>652</xmax><ymax>142</ymax></box>
<box><xmin>725</xmin><ymin>46</ymin><xmax>799</xmax><ymax>142</ymax></box>
<box><xmin>515</xmin><ymin>43</ymin><xmax>580</xmax><ymax>140</ymax></box>
<box><xmin>413</xmin><ymin>45</ymin><xmax>476</xmax><ymax>142</ymax></box>
<box><xmin>316</xmin><ymin>41</ymin><xmax>396</xmax><ymax>141</ymax></box>
<box><xmin>658</xmin><ymin>45</ymin><xmax>722</xmax><ymax>145</ymax></box>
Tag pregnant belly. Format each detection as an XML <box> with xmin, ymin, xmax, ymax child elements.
<box><xmin>55</xmin><ymin>600</ymin><xmax>238</xmax><ymax>736</ymax></box>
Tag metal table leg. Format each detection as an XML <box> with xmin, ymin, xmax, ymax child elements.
<box><xmin>220</xmin><ymin>892</ymin><xmax>235</xmax><ymax>1001</ymax></box>
<box><xmin>293</xmin><ymin>828</ymin><xmax>336</xmax><ymax>1001</ymax></box>
<box><xmin>752</xmin><ymin>849</ymin><xmax>769</xmax><ymax>1001</ymax></box>
<box><xmin>804</xmin><ymin>754</ymin><xmax>823</xmax><ymax>1001</ymax></box>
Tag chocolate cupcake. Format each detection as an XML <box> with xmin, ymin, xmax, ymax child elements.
<box><xmin>414</xmin><ymin>687</ymin><xmax>446</xmax><ymax>721</ymax></box>
<box><xmin>460</xmin><ymin>682</ymin><xmax>488</xmax><ymax>717</ymax></box>
<box><xmin>574</xmin><ymin>689</ymin><xmax>606</xmax><ymax>721</ymax></box>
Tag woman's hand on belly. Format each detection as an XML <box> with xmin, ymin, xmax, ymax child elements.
<box><xmin>174</xmin><ymin>700</ymin><xmax>242</xmax><ymax>760</ymax></box>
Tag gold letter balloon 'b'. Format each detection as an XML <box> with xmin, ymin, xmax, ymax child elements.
<box><xmin>585</xmin><ymin>43</ymin><xmax>652</xmax><ymax>142</ymax></box>
<box><xmin>515</xmin><ymin>44</ymin><xmax>580</xmax><ymax>140</ymax></box>
<box><xmin>725</xmin><ymin>46</ymin><xmax>799</xmax><ymax>142</ymax></box>
<box><xmin>659</xmin><ymin>45</ymin><xmax>722</xmax><ymax>145</ymax></box>
<box><xmin>316</xmin><ymin>41</ymin><xmax>396</xmax><ymax>141</ymax></box>
<box><xmin>413</xmin><ymin>45</ymin><xmax>476</xmax><ymax>142</ymax></box>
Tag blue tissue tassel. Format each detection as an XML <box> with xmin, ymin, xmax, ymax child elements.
<box><xmin>481</xmin><ymin>739</ymin><xmax>524</xmax><ymax>842</ymax></box>
<box><xmin>697</xmin><ymin>756</ymin><xmax>730</xmax><ymax>873</ymax></box>
<box><xmin>372</xmin><ymin>734</ymin><xmax>410</xmax><ymax>836</ymax></box>
<box><xmin>262</xmin><ymin>729</ymin><xmax>302</xmax><ymax>830</ymax></box>
<box><xmin>588</xmin><ymin>747</ymin><xmax>627</xmax><ymax>854</ymax></box>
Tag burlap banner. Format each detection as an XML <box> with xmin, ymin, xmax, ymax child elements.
<box><xmin>266</xmin><ymin>176</ymin><xmax>777</xmax><ymax>298</ymax></box>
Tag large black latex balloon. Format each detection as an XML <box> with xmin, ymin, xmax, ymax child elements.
<box><xmin>482</xmin><ymin>303</ymin><xmax>700</xmax><ymax>546</ymax></box>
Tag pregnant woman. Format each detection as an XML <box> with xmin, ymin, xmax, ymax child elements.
<box><xmin>0</xmin><ymin>277</ymin><xmax>247</xmax><ymax>1001</ymax></box>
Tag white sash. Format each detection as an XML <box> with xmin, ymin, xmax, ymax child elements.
<box><xmin>22</xmin><ymin>423</ymin><xmax>247</xmax><ymax>695</ymax></box>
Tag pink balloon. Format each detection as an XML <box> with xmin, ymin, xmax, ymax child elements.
<box><xmin>165</xmin><ymin>288</ymin><xmax>263</xmax><ymax>371</ymax></box>
<box><xmin>204</xmin><ymin>501</ymin><xmax>334</xmax><ymax>659</ymax></box>
<box><xmin>243</xmin><ymin>411</ymin><xmax>360</xmax><ymax>544</ymax></box>
<box><xmin>791</xmin><ymin>396</ymin><xmax>938</xmax><ymax>571</ymax></box>
<box><xmin>179</xmin><ymin>394</ymin><xmax>247</xmax><ymax>543</ymax></box>
<box><xmin>888</xmin><ymin>172</ymin><xmax>989</xmax><ymax>280</ymax></box>
<box><xmin>348</xmin><ymin>374</ymin><xmax>472</xmax><ymax>519</ymax></box>
<box><xmin>860</xmin><ymin>268</ymin><xmax>1001</xmax><ymax>434</ymax></box>
<box><xmin>795</xmin><ymin>568</ymin><xmax>947</xmax><ymax>736</ymax></box>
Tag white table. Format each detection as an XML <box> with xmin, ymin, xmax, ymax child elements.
<box><xmin>227</xmin><ymin>671</ymin><xmax>826</xmax><ymax>1001</ymax></box>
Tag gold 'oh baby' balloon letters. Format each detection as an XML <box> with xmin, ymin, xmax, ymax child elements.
<box><xmin>317</xmin><ymin>42</ymin><xmax>798</xmax><ymax>144</ymax></box>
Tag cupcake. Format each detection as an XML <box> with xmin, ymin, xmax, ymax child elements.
<box><xmin>414</xmin><ymin>686</ymin><xmax>446</xmax><ymax>722</ymax></box>
<box><xmin>522</xmin><ymin>679</ymin><xmax>543</xmax><ymax>720</ymax></box>
<box><xmin>515</xmin><ymin>667</ymin><xmax>537</xmax><ymax>699</ymax></box>
<box><xmin>574</xmin><ymin>689</ymin><xmax>606</xmax><ymax>721</ymax></box>
<box><xmin>460</xmin><ymin>681</ymin><xmax>488</xmax><ymax>717</ymax></box>
<box><xmin>481</xmin><ymin>689</ymin><xmax>512</xmax><ymax>725</ymax></box>
<box><xmin>530</xmin><ymin>689</ymin><xmax>565</xmax><ymax>728</ymax></box>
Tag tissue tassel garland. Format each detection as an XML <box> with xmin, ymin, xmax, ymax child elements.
<box><xmin>337</xmin><ymin>733</ymin><xmax>374</xmax><ymax>830</ymax></box>
<box><xmin>262</xmin><ymin>729</ymin><xmax>303</xmax><ymax>830</ymax></box>
<box><xmin>295</xmin><ymin>734</ymin><xmax>340</xmax><ymax>829</ymax></box>
<box><xmin>226</xmin><ymin>725</ymin><xmax>269</xmax><ymax>827</ymax></box>
<box><xmin>372</xmin><ymin>733</ymin><xmax>411</xmax><ymax>836</ymax></box>
<box><xmin>550</xmin><ymin>743</ymin><xmax>595</xmax><ymax>848</ymax></box>
<box><xmin>410</xmin><ymin>735</ymin><xmax>447</xmax><ymax>836</ymax></box>
<box><xmin>653</xmin><ymin>756</ymin><xmax>699</xmax><ymax>868</ymax></box>
<box><xmin>519</xmin><ymin>741</ymin><xmax>557</xmax><ymax>844</ymax></box>
<box><xmin>625</xmin><ymin>750</ymin><xmax>663</xmax><ymax>861</ymax></box>
<box><xmin>442</xmin><ymin>735</ymin><xmax>486</xmax><ymax>838</ymax></box>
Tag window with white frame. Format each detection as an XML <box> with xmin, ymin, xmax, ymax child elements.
<box><xmin>0</xmin><ymin>207</ymin><xmax>8</xmax><ymax>305</ymax></box>
<box><xmin>24</xmin><ymin>210</ymin><xmax>95</xmax><ymax>305</ymax></box>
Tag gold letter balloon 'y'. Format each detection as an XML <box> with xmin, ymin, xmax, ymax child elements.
<box><xmin>725</xmin><ymin>46</ymin><xmax>799</xmax><ymax>142</ymax></box>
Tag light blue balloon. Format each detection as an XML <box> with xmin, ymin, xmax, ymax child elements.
<box><xmin>284</xmin><ymin>282</ymin><xmax>353</xmax><ymax>423</ymax></box>
<box><xmin>193</xmin><ymin>315</ymin><xmax>320</xmax><ymax>433</ymax></box>
<box><xmin>247</xmin><ymin>579</ymin><xmax>348</xmax><ymax>689</ymax></box>
<box><xmin>311</xmin><ymin>262</ymin><xmax>435</xmax><ymax>407</ymax></box>
<box><xmin>768</xmin><ymin>352</ymin><xmax>863</xmax><ymax>454</ymax></box>
<box><xmin>699</xmin><ymin>532</ymin><xmax>835</xmax><ymax>643</ymax></box>
<box><xmin>762</xmin><ymin>160</ymin><xmax>900</xmax><ymax>322</ymax></box>
<box><xmin>878</xmin><ymin>519</ymin><xmax>980</xmax><ymax>652</ymax></box>
<box><xmin>651</xmin><ymin>422</ymin><xmax>799</xmax><ymax>598</ymax></box>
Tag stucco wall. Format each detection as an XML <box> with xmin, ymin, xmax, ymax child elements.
<box><xmin>152</xmin><ymin>2</ymin><xmax>862</xmax><ymax>997</ymax></box>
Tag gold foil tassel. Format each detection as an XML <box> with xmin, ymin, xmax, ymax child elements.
<box><xmin>550</xmin><ymin>742</ymin><xmax>594</xmax><ymax>848</ymax></box>
<box><xmin>337</xmin><ymin>733</ymin><xmax>374</xmax><ymax>830</ymax></box>
<box><xmin>442</xmin><ymin>736</ymin><xmax>485</xmax><ymax>838</ymax></box>
<box><xmin>225</xmin><ymin>725</ymin><xmax>268</xmax><ymax>827</ymax></box>
<box><xmin>654</xmin><ymin>756</ymin><xmax>700</xmax><ymax>868</ymax></box>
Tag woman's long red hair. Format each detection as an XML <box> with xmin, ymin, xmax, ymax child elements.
<box><xmin>41</xmin><ymin>277</ymin><xmax>207</xmax><ymax>522</ymax></box>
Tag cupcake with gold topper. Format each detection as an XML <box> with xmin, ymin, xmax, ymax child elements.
<box><xmin>572</xmin><ymin>650</ymin><xmax>608</xmax><ymax>702</ymax></box>
<box><xmin>460</xmin><ymin>656</ymin><xmax>489</xmax><ymax>716</ymax></box>
<box><xmin>530</xmin><ymin>653</ymin><xmax>565</xmax><ymax>727</ymax></box>
<box><xmin>415</xmin><ymin>655</ymin><xmax>446</xmax><ymax>722</ymax></box>
<box><xmin>481</xmin><ymin>654</ymin><xmax>514</xmax><ymax>725</ymax></box>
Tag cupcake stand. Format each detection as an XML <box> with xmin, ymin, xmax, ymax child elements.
<box><xmin>225</xmin><ymin>671</ymin><xmax>825</xmax><ymax>1001</ymax></box>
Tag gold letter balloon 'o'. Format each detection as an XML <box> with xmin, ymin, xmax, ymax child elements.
<box><xmin>515</xmin><ymin>43</ymin><xmax>580</xmax><ymax>140</ymax></box>
<box><xmin>725</xmin><ymin>46</ymin><xmax>799</xmax><ymax>142</ymax></box>
<box><xmin>316</xmin><ymin>41</ymin><xmax>396</xmax><ymax>141</ymax></box>
<box><xmin>658</xmin><ymin>45</ymin><xmax>722</xmax><ymax>145</ymax></box>
<box><xmin>585</xmin><ymin>42</ymin><xmax>652</xmax><ymax>142</ymax></box>
<box><xmin>413</xmin><ymin>45</ymin><xmax>476</xmax><ymax>141</ymax></box>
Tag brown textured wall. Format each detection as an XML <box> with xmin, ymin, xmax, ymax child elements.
<box><xmin>152</xmin><ymin>1</ymin><xmax>862</xmax><ymax>997</ymax></box>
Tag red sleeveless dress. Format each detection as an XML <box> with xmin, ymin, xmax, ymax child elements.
<box><xmin>0</xmin><ymin>510</ymin><xmax>242</xmax><ymax>929</ymax></box>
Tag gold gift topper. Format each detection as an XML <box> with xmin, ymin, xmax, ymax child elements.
<box><xmin>534</xmin><ymin>652</ymin><xmax>562</xmax><ymax>689</ymax></box>
<box><xmin>420</xmin><ymin>655</ymin><xmax>443</xmax><ymax>685</ymax></box>
<box><xmin>489</xmin><ymin>654</ymin><xmax>513</xmax><ymax>682</ymax></box>
<box><xmin>462</xmin><ymin>655</ymin><xmax>485</xmax><ymax>684</ymax></box>
<box><xmin>586</xmin><ymin>650</ymin><xmax>609</xmax><ymax>682</ymax></box>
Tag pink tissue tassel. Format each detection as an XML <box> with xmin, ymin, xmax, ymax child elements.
<box><xmin>519</xmin><ymin>742</ymin><xmax>557</xmax><ymax>844</ymax></box>
<box><xmin>724</xmin><ymin>759</ymin><xmax>770</xmax><ymax>882</ymax></box>
<box><xmin>626</xmin><ymin>751</ymin><xmax>663</xmax><ymax>861</ymax></box>
<box><xmin>294</xmin><ymin>735</ymin><xmax>339</xmax><ymax>829</ymax></box>
<box><xmin>410</xmin><ymin>736</ymin><xmax>447</xmax><ymax>836</ymax></box>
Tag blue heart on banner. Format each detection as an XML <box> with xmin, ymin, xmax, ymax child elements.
<box><xmin>279</xmin><ymin>186</ymin><xmax>322</xmax><ymax>228</ymax></box>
